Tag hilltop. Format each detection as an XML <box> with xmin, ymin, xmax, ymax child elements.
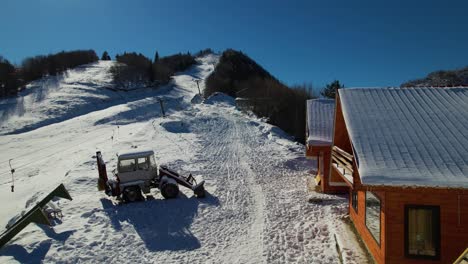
<box><xmin>401</xmin><ymin>66</ymin><xmax>468</xmax><ymax>87</ymax></box>
<box><xmin>205</xmin><ymin>49</ymin><xmax>314</xmax><ymax>142</ymax></box>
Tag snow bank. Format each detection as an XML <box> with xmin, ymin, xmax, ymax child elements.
<box><xmin>190</xmin><ymin>94</ymin><xmax>203</xmax><ymax>104</ymax></box>
<box><xmin>204</xmin><ymin>92</ymin><xmax>236</xmax><ymax>106</ymax></box>
<box><xmin>160</xmin><ymin>120</ymin><xmax>191</xmax><ymax>133</ymax></box>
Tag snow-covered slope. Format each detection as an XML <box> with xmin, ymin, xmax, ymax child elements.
<box><xmin>0</xmin><ymin>61</ymin><xmax>116</xmax><ymax>134</ymax></box>
<box><xmin>0</xmin><ymin>54</ymin><xmax>367</xmax><ymax>263</ymax></box>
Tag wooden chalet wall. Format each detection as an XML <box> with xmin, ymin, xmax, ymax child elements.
<box><xmin>334</xmin><ymin>91</ymin><xmax>468</xmax><ymax>264</ymax></box>
<box><xmin>306</xmin><ymin>97</ymin><xmax>347</xmax><ymax>193</ymax></box>
<box><xmin>350</xmin><ymin>188</ymin><xmax>468</xmax><ymax>264</ymax></box>
<box><xmin>349</xmin><ymin>190</ymin><xmax>386</xmax><ymax>264</ymax></box>
<box><xmin>385</xmin><ymin>189</ymin><xmax>468</xmax><ymax>264</ymax></box>
<box><xmin>308</xmin><ymin>145</ymin><xmax>347</xmax><ymax>193</ymax></box>
<box><xmin>332</xmin><ymin>95</ymin><xmax>352</xmax><ymax>154</ymax></box>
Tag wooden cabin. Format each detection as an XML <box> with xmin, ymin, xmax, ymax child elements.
<box><xmin>331</xmin><ymin>87</ymin><xmax>468</xmax><ymax>264</ymax></box>
<box><xmin>306</xmin><ymin>99</ymin><xmax>347</xmax><ymax>193</ymax></box>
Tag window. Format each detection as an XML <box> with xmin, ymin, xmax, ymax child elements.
<box><xmin>119</xmin><ymin>159</ymin><xmax>135</xmax><ymax>172</ymax></box>
<box><xmin>149</xmin><ymin>155</ymin><xmax>157</xmax><ymax>168</ymax></box>
<box><xmin>138</xmin><ymin>157</ymin><xmax>149</xmax><ymax>170</ymax></box>
<box><xmin>351</xmin><ymin>191</ymin><xmax>358</xmax><ymax>213</ymax></box>
<box><xmin>365</xmin><ymin>191</ymin><xmax>381</xmax><ymax>244</ymax></box>
<box><xmin>405</xmin><ymin>205</ymin><xmax>440</xmax><ymax>260</ymax></box>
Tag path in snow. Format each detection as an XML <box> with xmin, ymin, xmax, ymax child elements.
<box><xmin>0</xmin><ymin>54</ymin><xmax>367</xmax><ymax>263</ymax></box>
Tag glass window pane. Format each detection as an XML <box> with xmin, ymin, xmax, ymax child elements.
<box><xmin>150</xmin><ymin>156</ymin><xmax>157</xmax><ymax>168</ymax></box>
<box><xmin>138</xmin><ymin>157</ymin><xmax>149</xmax><ymax>170</ymax></box>
<box><xmin>119</xmin><ymin>159</ymin><xmax>135</xmax><ymax>172</ymax></box>
<box><xmin>408</xmin><ymin>208</ymin><xmax>436</xmax><ymax>257</ymax></box>
<box><xmin>365</xmin><ymin>191</ymin><xmax>380</xmax><ymax>244</ymax></box>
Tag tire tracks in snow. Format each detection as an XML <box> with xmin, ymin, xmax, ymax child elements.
<box><xmin>189</xmin><ymin>107</ymin><xmax>266</xmax><ymax>263</ymax></box>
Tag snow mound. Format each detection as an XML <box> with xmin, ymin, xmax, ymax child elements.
<box><xmin>259</xmin><ymin>123</ymin><xmax>293</xmax><ymax>141</ymax></box>
<box><xmin>204</xmin><ymin>92</ymin><xmax>235</xmax><ymax>106</ymax></box>
<box><xmin>191</xmin><ymin>94</ymin><xmax>203</xmax><ymax>104</ymax></box>
<box><xmin>160</xmin><ymin>120</ymin><xmax>191</xmax><ymax>133</ymax></box>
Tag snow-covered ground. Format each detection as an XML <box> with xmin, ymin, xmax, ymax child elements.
<box><xmin>0</xmin><ymin>55</ymin><xmax>367</xmax><ymax>263</ymax></box>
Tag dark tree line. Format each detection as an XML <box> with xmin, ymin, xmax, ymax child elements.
<box><xmin>0</xmin><ymin>50</ymin><xmax>98</xmax><ymax>98</ymax></box>
<box><xmin>205</xmin><ymin>49</ymin><xmax>316</xmax><ymax>142</ymax></box>
<box><xmin>0</xmin><ymin>57</ymin><xmax>20</xmax><ymax>97</ymax></box>
<box><xmin>21</xmin><ymin>50</ymin><xmax>98</xmax><ymax>83</ymax></box>
<box><xmin>111</xmin><ymin>51</ymin><xmax>196</xmax><ymax>88</ymax></box>
<box><xmin>111</xmin><ymin>52</ymin><xmax>153</xmax><ymax>88</ymax></box>
<box><xmin>194</xmin><ymin>48</ymin><xmax>214</xmax><ymax>57</ymax></box>
<box><xmin>153</xmin><ymin>53</ymin><xmax>196</xmax><ymax>82</ymax></box>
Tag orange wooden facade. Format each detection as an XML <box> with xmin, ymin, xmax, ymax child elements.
<box><xmin>306</xmin><ymin>98</ymin><xmax>348</xmax><ymax>194</ymax></box>
<box><xmin>331</xmin><ymin>92</ymin><xmax>468</xmax><ymax>264</ymax></box>
<box><xmin>306</xmin><ymin>144</ymin><xmax>348</xmax><ymax>193</ymax></box>
<box><xmin>346</xmin><ymin>186</ymin><xmax>468</xmax><ymax>264</ymax></box>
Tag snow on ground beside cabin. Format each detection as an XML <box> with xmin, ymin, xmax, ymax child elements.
<box><xmin>0</xmin><ymin>54</ymin><xmax>367</xmax><ymax>263</ymax></box>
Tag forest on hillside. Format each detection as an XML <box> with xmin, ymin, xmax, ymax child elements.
<box><xmin>0</xmin><ymin>50</ymin><xmax>98</xmax><ymax>98</ymax></box>
<box><xmin>3</xmin><ymin>46</ymin><xmax>464</xmax><ymax>143</ymax></box>
<box><xmin>205</xmin><ymin>49</ymin><xmax>315</xmax><ymax>142</ymax></box>
<box><xmin>110</xmin><ymin>51</ymin><xmax>198</xmax><ymax>89</ymax></box>
<box><xmin>0</xmin><ymin>49</ymin><xmax>213</xmax><ymax>98</ymax></box>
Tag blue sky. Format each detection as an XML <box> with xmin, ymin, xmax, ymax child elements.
<box><xmin>1</xmin><ymin>0</ymin><xmax>467</xmax><ymax>87</ymax></box>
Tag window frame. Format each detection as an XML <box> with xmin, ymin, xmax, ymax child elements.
<box><xmin>137</xmin><ymin>157</ymin><xmax>150</xmax><ymax>170</ymax></box>
<box><xmin>404</xmin><ymin>205</ymin><xmax>441</xmax><ymax>260</ymax></box>
<box><xmin>365</xmin><ymin>191</ymin><xmax>381</xmax><ymax>246</ymax></box>
<box><xmin>351</xmin><ymin>191</ymin><xmax>358</xmax><ymax>213</ymax></box>
<box><xmin>118</xmin><ymin>158</ymin><xmax>136</xmax><ymax>173</ymax></box>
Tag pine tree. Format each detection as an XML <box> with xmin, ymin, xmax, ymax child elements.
<box><xmin>101</xmin><ymin>51</ymin><xmax>111</xmax><ymax>60</ymax></box>
<box><xmin>154</xmin><ymin>51</ymin><xmax>159</xmax><ymax>63</ymax></box>
<box><xmin>321</xmin><ymin>80</ymin><xmax>343</xmax><ymax>99</ymax></box>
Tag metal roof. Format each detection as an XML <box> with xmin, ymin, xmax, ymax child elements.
<box><xmin>118</xmin><ymin>149</ymin><xmax>154</xmax><ymax>160</ymax></box>
<box><xmin>339</xmin><ymin>87</ymin><xmax>468</xmax><ymax>188</ymax></box>
<box><xmin>306</xmin><ymin>99</ymin><xmax>335</xmax><ymax>146</ymax></box>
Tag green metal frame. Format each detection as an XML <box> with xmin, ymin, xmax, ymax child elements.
<box><xmin>0</xmin><ymin>183</ymin><xmax>72</xmax><ymax>248</ymax></box>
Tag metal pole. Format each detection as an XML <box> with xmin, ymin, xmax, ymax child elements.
<box><xmin>159</xmin><ymin>98</ymin><xmax>166</xmax><ymax>117</ymax></box>
<box><xmin>9</xmin><ymin>159</ymin><xmax>14</xmax><ymax>192</ymax></box>
<box><xmin>195</xmin><ymin>80</ymin><xmax>201</xmax><ymax>96</ymax></box>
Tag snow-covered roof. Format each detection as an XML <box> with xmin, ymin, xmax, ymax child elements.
<box><xmin>306</xmin><ymin>99</ymin><xmax>335</xmax><ymax>146</ymax></box>
<box><xmin>339</xmin><ymin>87</ymin><xmax>468</xmax><ymax>188</ymax></box>
<box><xmin>118</xmin><ymin>149</ymin><xmax>154</xmax><ymax>160</ymax></box>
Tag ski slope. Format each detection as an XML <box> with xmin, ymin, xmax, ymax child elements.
<box><xmin>0</xmin><ymin>55</ymin><xmax>367</xmax><ymax>263</ymax></box>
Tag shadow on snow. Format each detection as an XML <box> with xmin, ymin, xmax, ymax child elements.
<box><xmin>0</xmin><ymin>227</ymin><xmax>75</xmax><ymax>264</ymax></box>
<box><xmin>100</xmin><ymin>191</ymin><xmax>220</xmax><ymax>252</ymax></box>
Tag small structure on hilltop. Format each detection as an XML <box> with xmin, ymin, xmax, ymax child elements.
<box><xmin>331</xmin><ymin>87</ymin><xmax>468</xmax><ymax>264</ymax></box>
<box><xmin>305</xmin><ymin>98</ymin><xmax>348</xmax><ymax>193</ymax></box>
